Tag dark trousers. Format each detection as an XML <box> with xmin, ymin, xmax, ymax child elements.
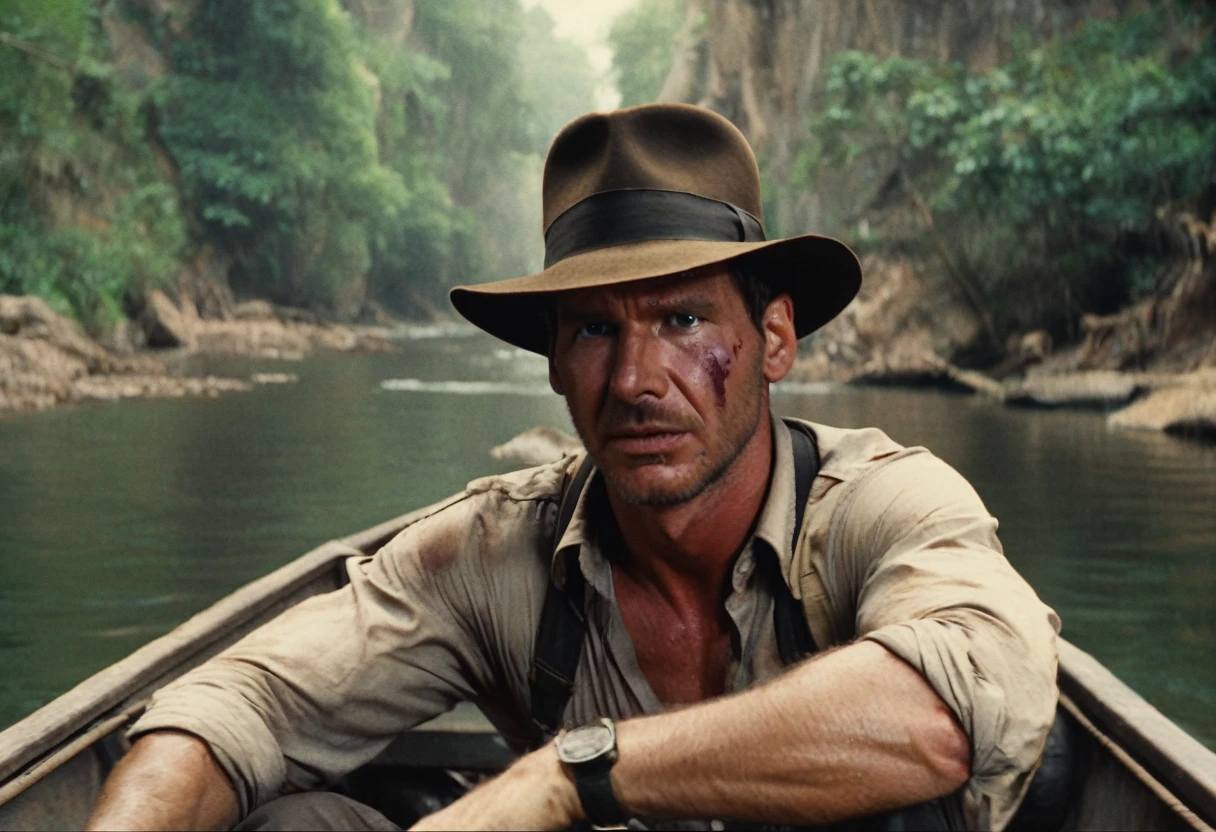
<box><xmin>230</xmin><ymin>790</ymin><xmax>968</xmax><ymax>832</ymax></box>
<box><xmin>235</xmin><ymin>793</ymin><xmax>400</xmax><ymax>831</ymax></box>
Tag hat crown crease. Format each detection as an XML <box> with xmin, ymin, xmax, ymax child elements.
<box><xmin>542</xmin><ymin>103</ymin><xmax>764</xmax><ymax>233</ymax></box>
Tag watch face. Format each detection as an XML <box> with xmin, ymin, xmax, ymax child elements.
<box><xmin>558</xmin><ymin>723</ymin><xmax>614</xmax><ymax>764</ymax></box>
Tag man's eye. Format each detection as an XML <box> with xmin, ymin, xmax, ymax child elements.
<box><xmin>669</xmin><ymin>313</ymin><xmax>702</xmax><ymax>329</ymax></box>
<box><xmin>576</xmin><ymin>322</ymin><xmax>613</xmax><ymax>338</ymax></box>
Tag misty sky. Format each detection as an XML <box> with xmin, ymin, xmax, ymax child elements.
<box><xmin>521</xmin><ymin>0</ymin><xmax>641</xmax><ymax>108</ymax></box>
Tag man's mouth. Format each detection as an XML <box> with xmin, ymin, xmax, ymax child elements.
<box><xmin>603</xmin><ymin>427</ymin><xmax>689</xmax><ymax>455</ymax></box>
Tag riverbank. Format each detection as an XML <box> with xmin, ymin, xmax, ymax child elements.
<box><xmin>789</xmin><ymin>240</ymin><xmax>1216</xmax><ymax>442</ymax></box>
<box><xmin>790</xmin><ymin>347</ymin><xmax>1216</xmax><ymax>442</ymax></box>
<box><xmin>0</xmin><ymin>294</ymin><xmax>401</xmax><ymax>414</ymax></box>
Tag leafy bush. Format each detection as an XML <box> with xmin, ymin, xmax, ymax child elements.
<box><xmin>155</xmin><ymin>0</ymin><xmax>409</xmax><ymax>313</ymax></box>
<box><xmin>0</xmin><ymin>0</ymin><xmax>186</xmax><ymax>327</ymax></box>
<box><xmin>801</xmin><ymin>6</ymin><xmax>1216</xmax><ymax>334</ymax></box>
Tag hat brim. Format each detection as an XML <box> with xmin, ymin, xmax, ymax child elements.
<box><xmin>449</xmin><ymin>234</ymin><xmax>861</xmax><ymax>355</ymax></box>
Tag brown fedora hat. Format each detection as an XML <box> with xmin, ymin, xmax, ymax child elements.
<box><xmin>449</xmin><ymin>103</ymin><xmax>861</xmax><ymax>355</ymax></box>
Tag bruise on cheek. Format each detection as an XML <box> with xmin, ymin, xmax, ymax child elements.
<box><xmin>702</xmin><ymin>343</ymin><xmax>734</xmax><ymax>407</ymax></box>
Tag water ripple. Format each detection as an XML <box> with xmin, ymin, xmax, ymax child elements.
<box><xmin>380</xmin><ymin>378</ymin><xmax>553</xmax><ymax>396</ymax></box>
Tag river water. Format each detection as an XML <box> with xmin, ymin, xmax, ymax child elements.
<box><xmin>1</xmin><ymin>331</ymin><xmax>1214</xmax><ymax>749</ymax></box>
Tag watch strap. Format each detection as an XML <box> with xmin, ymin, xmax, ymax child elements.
<box><xmin>573</xmin><ymin>764</ymin><xmax>626</xmax><ymax>828</ymax></box>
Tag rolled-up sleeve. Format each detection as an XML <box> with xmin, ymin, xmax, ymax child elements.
<box><xmin>830</xmin><ymin>450</ymin><xmax>1060</xmax><ymax>831</ymax></box>
<box><xmin>127</xmin><ymin>496</ymin><xmax>497</xmax><ymax>816</ymax></box>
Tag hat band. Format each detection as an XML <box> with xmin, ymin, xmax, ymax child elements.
<box><xmin>543</xmin><ymin>189</ymin><xmax>766</xmax><ymax>269</ymax></box>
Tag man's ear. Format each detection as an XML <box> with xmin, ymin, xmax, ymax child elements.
<box><xmin>761</xmin><ymin>293</ymin><xmax>797</xmax><ymax>383</ymax></box>
<box><xmin>549</xmin><ymin>354</ymin><xmax>565</xmax><ymax>395</ymax></box>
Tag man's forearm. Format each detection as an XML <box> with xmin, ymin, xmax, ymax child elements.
<box><xmin>86</xmin><ymin>731</ymin><xmax>240</xmax><ymax>832</ymax></box>
<box><xmin>611</xmin><ymin>640</ymin><xmax>971</xmax><ymax>824</ymax></box>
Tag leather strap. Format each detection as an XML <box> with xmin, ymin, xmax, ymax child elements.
<box><xmin>773</xmin><ymin>420</ymin><xmax>820</xmax><ymax>665</ymax></box>
<box><xmin>575</xmin><ymin>766</ymin><xmax>625</xmax><ymax>828</ymax></box>
<box><xmin>529</xmin><ymin>455</ymin><xmax>595</xmax><ymax>745</ymax></box>
<box><xmin>543</xmin><ymin>188</ymin><xmax>766</xmax><ymax>268</ymax></box>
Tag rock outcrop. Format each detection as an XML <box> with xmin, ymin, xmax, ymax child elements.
<box><xmin>0</xmin><ymin>295</ymin><xmax>249</xmax><ymax>413</ymax></box>
<box><xmin>1108</xmin><ymin>370</ymin><xmax>1216</xmax><ymax>439</ymax></box>
<box><xmin>1</xmin><ymin>296</ymin><xmax>150</xmax><ymax>376</ymax></box>
<box><xmin>490</xmin><ymin>426</ymin><xmax>582</xmax><ymax>466</ymax></box>
<box><xmin>141</xmin><ymin>289</ymin><xmax>197</xmax><ymax>349</ymax></box>
<box><xmin>1005</xmin><ymin>371</ymin><xmax>1148</xmax><ymax>410</ymax></box>
<box><xmin>1</xmin><ymin>291</ymin><xmax>401</xmax><ymax>414</ymax></box>
<box><xmin>834</xmin><ymin>349</ymin><xmax>1004</xmax><ymax>399</ymax></box>
<box><xmin>190</xmin><ymin>316</ymin><xmax>399</xmax><ymax>360</ymax></box>
<box><xmin>790</xmin><ymin>254</ymin><xmax>991</xmax><ymax>381</ymax></box>
<box><xmin>137</xmin><ymin>291</ymin><xmax>400</xmax><ymax>360</ymax></box>
<box><xmin>1071</xmin><ymin>210</ymin><xmax>1216</xmax><ymax>374</ymax></box>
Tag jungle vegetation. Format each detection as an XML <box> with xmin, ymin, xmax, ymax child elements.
<box><xmin>0</xmin><ymin>0</ymin><xmax>595</xmax><ymax>327</ymax></box>
<box><xmin>803</xmin><ymin>6</ymin><xmax>1216</xmax><ymax>336</ymax></box>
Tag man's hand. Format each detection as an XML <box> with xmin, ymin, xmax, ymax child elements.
<box><xmin>85</xmin><ymin>731</ymin><xmax>239</xmax><ymax>832</ymax></box>
<box><xmin>409</xmin><ymin>745</ymin><xmax>582</xmax><ymax>831</ymax></box>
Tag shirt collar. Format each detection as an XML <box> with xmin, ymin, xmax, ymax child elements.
<box><xmin>752</xmin><ymin>412</ymin><xmax>798</xmax><ymax>571</ymax></box>
<box><xmin>551</xmin><ymin>412</ymin><xmax>799</xmax><ymax>581</ymax></box>
<box><xmin>553</xmin><ymin>459</ymin><xmax>596</xmax><ymax>563</ymax></box>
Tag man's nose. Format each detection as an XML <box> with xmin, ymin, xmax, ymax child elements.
<box><xmin>609</xmin><ymin>326</ymin><xmax>668</xmax><ymax>404</ymax></box>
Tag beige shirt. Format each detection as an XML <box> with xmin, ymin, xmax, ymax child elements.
<box><xmin>131</xmin><ymin>415</ymin><xmax>1060</xmax><ymax>831</ymax></box>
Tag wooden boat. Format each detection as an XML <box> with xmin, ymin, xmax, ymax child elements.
<box><xmin>1</xmin><ymin>503</ymin><xmax>1215</xmax><ymax>831</ymax></box>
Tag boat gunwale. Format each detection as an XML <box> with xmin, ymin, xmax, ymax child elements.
<box><xmin>1057</xmin><ymin>640</ymin><xmax>1216</xmax><ymax>825</ymax></box>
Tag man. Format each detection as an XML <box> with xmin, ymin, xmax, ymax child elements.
<box><xmin>86</xmin><ymin>104</ymin><xmax>1060</xmax><ymax>831</ymax></box>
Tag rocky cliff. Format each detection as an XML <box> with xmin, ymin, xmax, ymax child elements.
<box><xmin>662</xmin><ymin>0</ymin><xmax>1130</xmax><ymax>233</ymax></box>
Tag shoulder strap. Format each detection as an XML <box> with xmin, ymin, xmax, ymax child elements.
<box><xmin>774</xmin><ymin>420</ymin><xmax>820</xmax><ymax>665</ymax></box>
<box><xmin>529</xmin><ymin>454</ymin><xmax>595</xmax><ymax>745</ymax></box>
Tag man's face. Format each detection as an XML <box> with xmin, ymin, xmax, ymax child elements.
<box><xmin>549</xmin><ymin>269</ymin><xmax>779</xmax><ymax>506</ymax></box>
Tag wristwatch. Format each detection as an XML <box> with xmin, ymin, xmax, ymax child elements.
<box><xmin>556</xmin><ymin>718</ymin><xmax>626</xmax><ymax>828</ymax></box>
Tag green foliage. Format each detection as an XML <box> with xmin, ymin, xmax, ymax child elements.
<box><xmin>801</xmin><ymin>6</ymin><xmax>1216</xmax><ymax>332</ymax></box>
<box><xmin>368</xmin><ymin>0</ymin><xmax>535</xmax><ymax>304</ymax></box>
<box><xmin>156</xmin><ymin>0</ymin><xmax>408</xmax><ymax>312</ymax></box>
<box><xmin>156</xmin><ymin>0</ymin><xmax>595</xmax><ymax>313</ymax></box>
<box><xmin>609</xmin><ymin>0</ymin><xmax>688</xmax><ymax>108</ymax></box>
<box><xmin>2</xmin><ymin>0</ymin><xmax>596</xmax><ymax>323</ymax></box>
<box><xmin>0</xmin><ymin>0</ymin><xmax>186</xmax><ymax>327</ymax></box>
<box><xmin>0</xmin><ymin>183</ymin><xmax>185</xmax><ymax>324</ymax></box>
<box><xmin>355</xmin><ymin>0</ymin><xmax>595</xmax><ymax>309</ymax></box>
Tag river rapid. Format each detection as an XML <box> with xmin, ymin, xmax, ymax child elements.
<box><xmin>1</xmin><ymin>330</ymin><xmax>1214</xmax><ymax>748</ymax></box>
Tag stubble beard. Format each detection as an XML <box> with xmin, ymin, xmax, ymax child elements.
<box><xmin>571</xmin><ymin>357</ymin><xmax>767</xmax><ymax>508</ymax></box>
